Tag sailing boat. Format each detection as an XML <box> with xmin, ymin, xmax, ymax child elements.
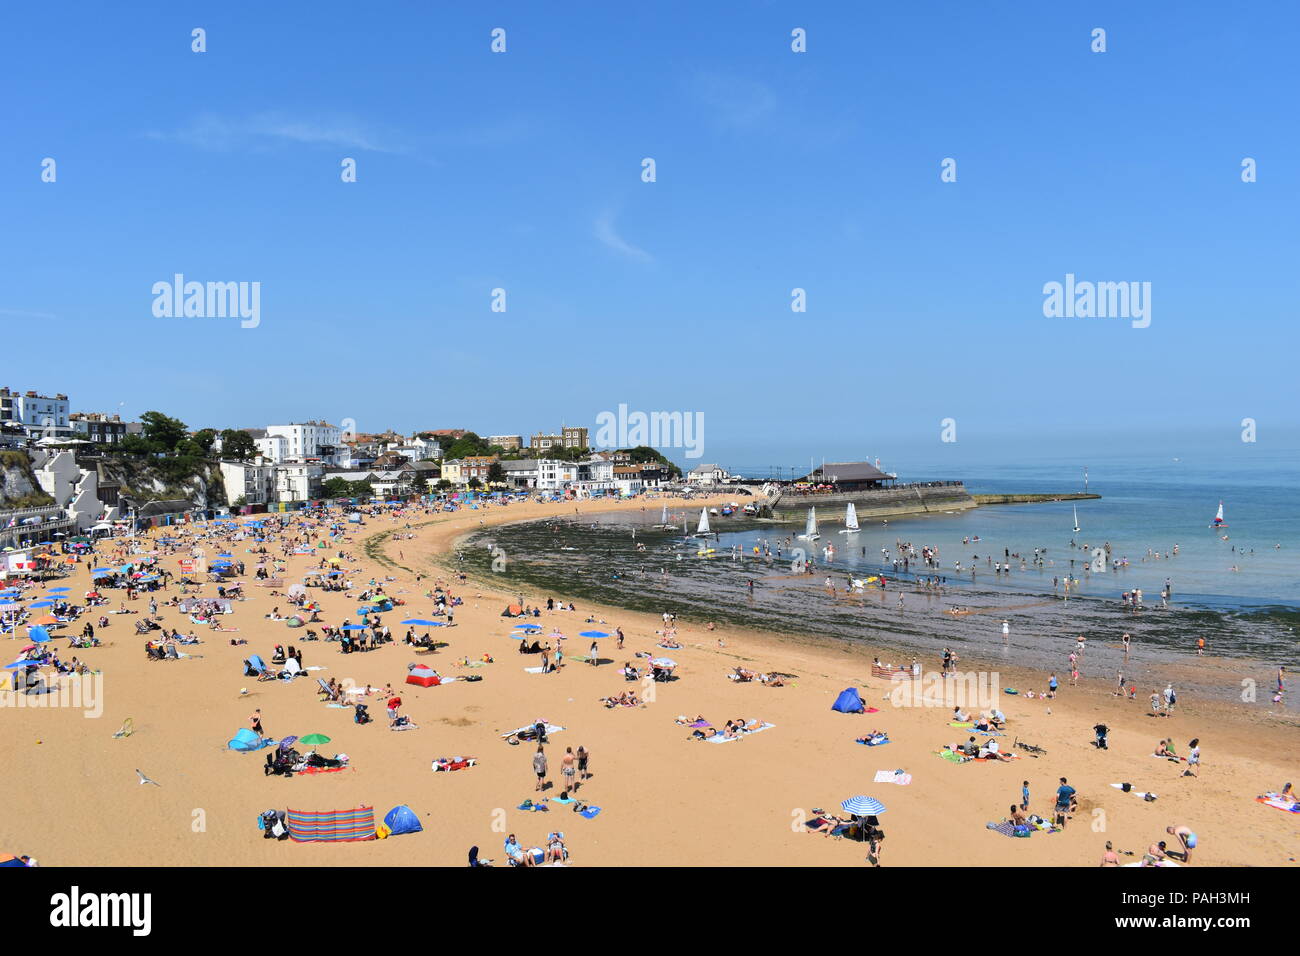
<box><xmin>654</xmin><ymin>504</ymin><xmax>673</xmax><ymax>529</ymax></box>
<box><xmin>839</xmin><ymin>502</ymin><xmax>861</xmax><ymax>535</ymax></box>
<box><xmin>799</xmin><ymin>507</ymin><xmax>820</xmax><ymax>541</ymax></box>
<box><xmin>1072</xmin><ymin>504</ymin><xmax>1080</xmax><ymax>534</ymax></box>
<box><xmin>1210</xmin><ymin>501</ymin><xmax>1227</xmax><ymax>529</ymax></box>
<box><xmin>695</xmin><ymin>508</ymin><xmax>714</xmax><ymax>538</ymax></box>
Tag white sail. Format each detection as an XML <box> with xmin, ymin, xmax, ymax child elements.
<box><xmin>1073</xmin><ymin>504</ymin><xmax>1080</xmax><ymax>533</ymax></box>
<box><xmin>800</xmin><ymin>506</ymin><xmax>820</xmax><ymax>540</ymax></box>
<box><xmin>840</xmin><ymin>502</ymin><xmax>860</xmax><ymax>534</ymax></box>
<box><xmin>697</xmin><ymin>509</ymin><xmax>711</xmax><ymax>535</ymax></box>
<box><xmin>1212</xmin><ymin>501</ymin><xmax>1225</xmax><ymax>526</ymax></box>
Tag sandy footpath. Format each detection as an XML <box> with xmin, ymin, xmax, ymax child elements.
<box><xmin>2</xmin><ymin>495</ymin><xmax>1296</xmax><ymax>867</ymax></box>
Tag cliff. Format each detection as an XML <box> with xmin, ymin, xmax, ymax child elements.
<box><xmin>0</xmin><ymin>451</ymin><xmax>56</xmax><ymax>508</ymax></box>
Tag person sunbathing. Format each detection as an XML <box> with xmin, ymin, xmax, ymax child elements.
<box><xmin>733</xmin><ymin>667</ymin><xmax>757</xmax><ymax>682</ymax></box>
<box><xmin>675</xmin><ymin>715</ymin><xmax>708</xmax><ymax>725</ymax></box>
<box><xmin>857</xmin><ymin>731</ymin><xmax>889</xmax><ymax>745</ymax></box>
<box><xmin>806</xmin><ymin>813</ymin><xmax>848</xmax><ymax>837</ymax></box>
<box><xmin>953</xmin><ymin>707</ymin><xmax>970</xmax><ymax>723</ymax></box>
<box><xmin>690</xmin><ymin>726</ymin><xmax>720</xmax><ymax>740</ymax></box>
<box><xmin>761</xmin><ymin>673</ymin><xmax>787</xmax><ymax>687</ymax></box>
<box><xmin>545</xmin><ymin>833</ymin><xmax>567</xmax><ymax>864</ymax></box>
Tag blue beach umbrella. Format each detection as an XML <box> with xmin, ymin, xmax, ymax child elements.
<box><xmin>513</xmin><ymin>624</ymin><xmax>542</xmax><ymax>632</ymax></box>
<box><xmin>27</xmin><ymin>626</ymin><xmax>51</xmax><ymax>644</ymax></box>
<box><xmin>46</xmin><ymin>587</ymin><xmax>70</xmax><ymax>593</ymax></box>
<box><xmin>401</xmin><ymin>619</ymin><xmax>445</xmax><ymax>626</ymax></box>
<box><xmin>840</xmin><ymin>796</ymin><xmax>886</xmax><ymax>817</ymax></box>
<box><xmin>341</xmin><ymin>624</ymin><xmax>367</xmax><ymax>631</ymax></box>
<box><xmin>30</xmin><ymin>601</ymin><xmax>56</xmax><ymax>608</ymax></box>
<box><xmin>579</xmin><ymin>631</ymin><xmax>610</xmax><ymax>638</ymax></box>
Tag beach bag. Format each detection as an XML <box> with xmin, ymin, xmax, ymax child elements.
<box><xmin>1012</xmin><ymin>825</ymin><xmax>1031</xmax><ymax>838</ymax></box>
<box><xmin>1143</xmin><ymin>792</ymin><xmax>1157</xmax><ymax>802</ymax></box>
<box><xmin>1120</xmin><ymin>782</ymin><xmax>1132</xmax><ymax>792</ymax></box>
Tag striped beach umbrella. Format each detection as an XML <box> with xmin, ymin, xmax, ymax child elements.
<box><xmin>840</xmin><ymin>795</ymin><xmax>886</xmax><ymax>816</ymax></box>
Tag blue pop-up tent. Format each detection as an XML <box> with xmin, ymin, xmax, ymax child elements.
<box><xmin>228</xmin><ymin>728</ymin><xmax>270</xmax><ymax>752</ymax></box>
<box><xmin>383</xmin><ymin>805</ymin><xmax>423</xmax><ymax>836</ymax></box>
<box><xmin>247</xmin><ymin>654</ymin><xmax>267</xmax><ymax>674</ymax></box>
<box><xmin>831</xmin><ymin>687</ymin><xmax>864</xmax><ymax>714</ymax></box>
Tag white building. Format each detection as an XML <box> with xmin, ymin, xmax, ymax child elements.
<box><xmin>536</xmin><ymin>459</ymin><xmax>578</xmax><ymax>491</ymax></box>
<box><xmin>218</xmin><ymin>459</ymin><xmax>274</xmax><ymax>507</ymax></box>
<box><xmin>272</xmin><ymin>463</ymin><xmax>324</xmax><ymax>503</ymax></box>
<box><xmin>264</xmin><ymin>421</ymin><xmax>342</xmax><ymax>463</ymax></box>
<box><xmin>686</xmin><ymin>463</ymin><xmax>731</xmax><ymax>486</ymax></box>
<box><xmin>255</xmin><ymin>434</ymin><xmax>290</xmax><ymax>463</ymax></box>
<box><xmin>7</xmin><ymin>390</ymin><xmax>71</xmax><ymax>437</ymax></box>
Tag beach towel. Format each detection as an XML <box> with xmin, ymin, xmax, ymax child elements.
<box><xmin>1110</xmin><ymin>783</ymin><xmax>1157</xmax><ymax>800</ymax></box>
<box><xmin>874</xmin><ymin>770</ymin><xmax>912</xmax><ymax>785</ymax></box>
<box><xmin>949</xmin><ymin>721</ymin><xmax>973</xmax><ymax>728</ymax></box>
<box><xmin>285</xmin><ymin>806</ymin><xmax>376</xmax><ymax>842</ymax></box>
<box><xmin>705</xmin><ymin>722</ymin><xmax>775</xmax><ymax>743</ymax></box>
<box><xmin>551</xmin><ymin>796</ymin><xmax>578</xmax><ymax>805</ymax></box>
<box><xmin>517</xmin><ymin>802</ymin><xmax>550</xmax><ymax>812</ymax></box>
<box><xmin>985</xmin><ymin>821</ymin><xmax>1018</xmax><ymax>837</ymax></box>
<box><xmin>856</xmin><ymin>737</ymin><xmax>890</xmax><ymax>747</ymax></box>
<box><xmin>579</xmin><ymin>806</ymin><xmax>601</xmax><ymax>819</ymax></box>
<box><xmin>523</xmin><ymin>666</ymin><xmax>546</xmax><ymax>674</ymax></box>
<box><xmin>1256</xmin><ymin>794</ymin><xmax>1300</xmax><ymax>813</ymax></box>
<box><xmin>935</xmin><ymin>750</ymin><xmax>968</xmax><ymax>763</ymax></box>
<box><xmin>500</xmin><ymin>723</ymin><xmax>565</xmax><ymax>739</ymax></box>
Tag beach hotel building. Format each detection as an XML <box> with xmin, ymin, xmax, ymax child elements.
<box><xmin>685</xmin><ymin>463</ymin><xmax>732</xmax><ymax>486</ymax></box>
<box><xmin>488</xmin><ymin>435</ymin><xmax>523</xmax><ymax>450</ymax></box>
<box><xmin>257</xmin><ymin>421</ymin><xmax>342</xmax><ymax>464</ymax></box>
<box><xmin>70</xmin><ymin>412</ymin><xmax>128</xmax><ymax>446</ymax></box>
<box><xmin>0</xmin><ymin>388</ymin><xmax>71</xmax><ymax>438</ymax></box>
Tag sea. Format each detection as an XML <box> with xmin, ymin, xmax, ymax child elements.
<box><xmin>458</xmin><ymin>448</ymin><xmax>1299</xmax><ymax>704</ymax></box>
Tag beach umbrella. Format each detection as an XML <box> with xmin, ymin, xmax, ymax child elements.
<box><xmin>30</xmin><ymin>601</ymin><xmax>56</xmax><ymax>608</ymax></box>
<box><xmin>0</xmin><ymin>600</ymin><xmax>15</xmax><ymax>607</ymax></box>
<box><xmin>341</xmin><ymin>624</ymin><xmax>367</xmax><ymax>631</ymax></box>
<box><xmin>33</xmin><ymin>616</ymin><xmax>58</xmax><ymax>626</ymax></box>
<box><xmin>839</xmin><ymin>794</ymin><xmax>887</xmax><ymax>831</ymax></box>
<box><xmin>27</xmin><ymin>626</ymin><xmax>51</xmax><ymax>643</ymax></box>
<box><xmin>401</xmin><ymin>619</ymin><xmax>443</xmax><ymax>626</ymax></box>
<box><xmin>3</xmin><ymin>660</ymin><xmax>37</xmax><ymax>669</ymax></box>
<box><xmin>285</xmin><ymin>616</ymin><xmax>305</xmax><ymax>628</ymax></box>
<box><xmin>650</xmin><ymin>657</ymin><xmax>677</xmax><ymax>669</ymax></box>
<box><xmin>579</xmin><ymin>630</ymin><xmax>610</xmax><ymax>638</ymax></box>
<box><xmin>278</xmin><ymin>736</ymin><xmax>299</xmax><ymax>752</ymax></box>
<box><xmin>513</xmin><ymin>624</ymin><xmax>542</xmax><ymax>632</ymax></box>
<box><xmin>46</xmin><ymin>587</ymin><xmax>70</xmax><ymax>593</ymax></box>
<box><xmin>298</xmin><ymin>733</ymin><xmax>331</xmax><ymax>749</ymax></box>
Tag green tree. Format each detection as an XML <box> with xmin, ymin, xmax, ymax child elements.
<box><xmin>139</xmin><ymin>411</ymin><xmax>188</xmax><ymax>452</ymax></box>
<box><xmin>220</xmin><ymin>429</ymin><xmax>257</xmax><ymax>460</ymax></box>
<box><xmin>322</xmin><ymin>477</ymin><xmax>352</xmax><ymax>498</ymax></box>
<box><xmin>487</xmin><ymin>462</ymin><xmax>505</xmax><ymax>485</ymax></box>
<box><xmin>192</xmin><ymin>429</ymin><xmax>217</xmax><ymax>454</ymax></box>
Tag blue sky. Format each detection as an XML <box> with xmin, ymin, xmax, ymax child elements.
<box><xmin>4</xmin><ymin>1</ymin><xmax>1297</xmax><ymax>474</ymax></box>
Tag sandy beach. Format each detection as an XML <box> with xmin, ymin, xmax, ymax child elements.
<box><xmin>3</xmin><ymin>495</ymin><xmax>1297</xmax><ymax>867</ymax></box>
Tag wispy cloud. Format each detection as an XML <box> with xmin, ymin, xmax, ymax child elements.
<box><xmin>689</xmin><ymin>71</ymin><xmax>777</xmax><ymax>128</ymax></box>
<box><xmin>147</xmin><ymin>112</ymin><xmax>406</xmax><ymax>154</ymax></box>
<box><xmin>594</xmin><ymin>208</ymin><xmax>652</xmax><ymax>263</ymax></box>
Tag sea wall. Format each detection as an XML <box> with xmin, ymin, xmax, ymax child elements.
<box><xmin>769</xmin><ymin>483</ymin><xmax>976</xmax><ymax>519</ymax></box>
<box><xmin>973</xmin><ymin>493</ymin><xmax>1100</xmax><ymax>505</ymax></box>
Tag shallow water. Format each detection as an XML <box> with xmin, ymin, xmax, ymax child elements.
<box><xmin>459</xmin><ymin>508</ymin><xmax>1296</xmax><ymax>708</ymax></box>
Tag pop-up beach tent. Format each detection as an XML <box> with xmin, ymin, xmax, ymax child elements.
<box><xmin>228</xmin><ymin>728</ymin><xmax>270</xmax><ymax>752</ymax></box>
<box><xmin>406</xmin><ymin>665</ymin><xmax>440</xmax><ymax>688</ymax></box>
<box><xmin>831</xmin><ymin>687</ymin><xmax>864</xmax><ymax>714</ymax></box>
<box><xmin>383</xmin><ymin>805</ymin><xmax>423</xmax><ymax>836</ymax></box>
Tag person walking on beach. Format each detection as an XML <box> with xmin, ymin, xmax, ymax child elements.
<box><xmin>576</xmin><ymin>745</ymin><xmax>589</xmax><ymax>784</ymax></box>
<box><xmin>533</xmin><ymin>744</ymin><xmax>548</xmax><ymax>792</ymax></box>
<box><xmin>615</xmin><ymin>627</ymin><xmax>624</xmax><ymax>650</ymax></box>
<box><xmin>1150</xmin><ymin>690</ymin><xmax>1164</xmax><ymax>718</ymax></box>
<box><xmin>1001</xmin><ymin>620</ymin><xmax>1009</xmax><ymax>643</ymax></box>
<box><xmin>1196</xmin><ymin>636</ymin><xmax>1205</xmax><ymax>656</ymax></box>
<box><xmin>561</xmin><ymin>746</ymin><xmax>576</xmax><ymax>796</ymax></box>
<box><xmin>589</xmin><ymin>640</ymin><xmax>599</xmax><ymax>666</ymax></box>
<box><xmin>1054</xmin><ymin>777</ymin><xmax>1076</xmax><ymax>828</ymax></box>
<box><xmin>1122</xmin><ymin>632</ymin><xmax>1131</xmax><ymax>656</ymax></box>
<box><xmin>1163</xmin><ymin>683</ymin><xmax>1177</xmax><ymax>717</ymax></box>
<box><xmin>1185</xmin><ymin>738</ymin><xmax>1200</xmax><ymax>777</ymax></box>
<box><xmin>250</xmin><ymin>709</ymin><xmax>264</xmax><ymax>737</ymax></box>
<box><xmin>1047</xmin><ymin>673</ymin><xmax>1058</xmax><ymax>698</ymax></box>
<box><xmin>1021</xmin><ymin>780</ymin><xmax>1030</xmax><ymax>811</ymax></box>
